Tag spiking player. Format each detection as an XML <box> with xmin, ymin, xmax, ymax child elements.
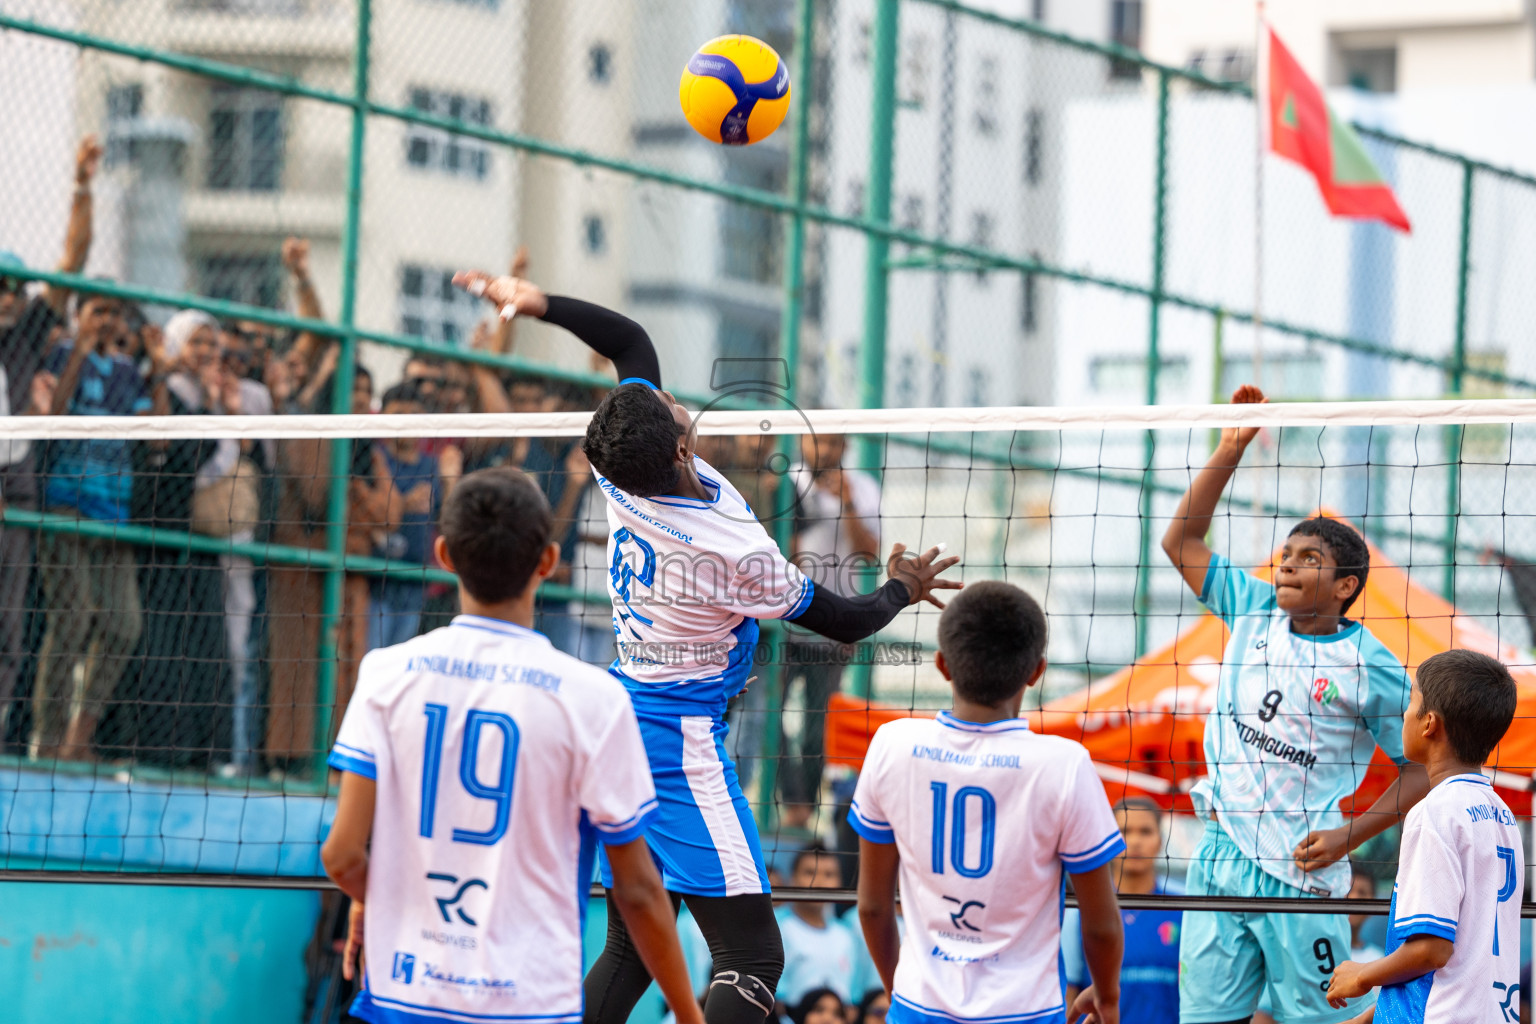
<box><xmin>322</xmin><ymin>467</ymin><xmax>702</xmax><ymax>1024</ymax></box>
<box><xmin>852</xmin><ymin>581</ymin><xmax>1126</xmax><ymax>1024</ymax></box>
<box><xmin>1161</xmin><ymin>385</ymin><xmax>1431</xmax><ymax>1024</ymax></box>
<box><xmin>453</xmin><ymin>269</ymin><xmax>960</xmax><ymax>1024</ymax></box>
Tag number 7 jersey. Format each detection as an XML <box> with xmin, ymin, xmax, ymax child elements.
<box><xmin>1376</xmin><ymin>774</ymin><xmax>1524</xmax><ymax>1024</ymax></box>
<box><xmin>328</xmin><ymin>615</ymin><xmax>659</xmax><ymax>1024</ymax></box>
<box><xmin>849</xmin><ymin>713</ymin><xmax>1126</xmax><ymax>1024</ymax></box>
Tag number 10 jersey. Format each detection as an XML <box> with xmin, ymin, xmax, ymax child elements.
<box><xmin>329</xmin><ymin>615</ymin><xmax>658</xmax><ymax>1024</ymax></box>
<box><xmin>849</xmin><ymin>713</ymin><xmax>1125</xmax><ymax>1024</ymax></box>
<box><xmin>1193</xmin><ymin>553</ymin><xmax>1413</xmax><ymax>897</ymax></box>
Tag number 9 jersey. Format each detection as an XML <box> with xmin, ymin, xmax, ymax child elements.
<box><xmin>328</xmin><ymin>615</ymin><xmax>659</xmax><ymax>1024</ymax></box>
<box><xmin>1193</xmin><ymin>553</ymin><xmax>1412</xmax><ymax>897</ymax></box>
<box><xmin>848</xmin><ymin>713</ymin><xmax>1125</xmax><ymax>1024</ymax></box>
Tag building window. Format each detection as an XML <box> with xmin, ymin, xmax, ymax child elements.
<box><xmin>1220</xmin><ymin>50</ymin><xmax>1254</xmax><ymax>84</ymax></box>
<box><xmin>973</xmin><ymin>55</ymin><xmax>999</xmax><ymax>137</ymax></box>
<box><xmin>583</xmin><ymin>214</ymin><xmax>607</xmax><ymax>255</ymax></box>
<box><xmin>405</xmin><ymin>88</ymin><xmax>492</xmax><ymax>180</ymax></box>
<box><xmin>588</xmin><ymin>43</ymin><xmax>613</xmax><ymax>84</ymax></box>
<box><xmin>899</xmin><ymin>195</ymin><xmax>925</xmax><ymax>234</ymax></box>
<box><xmin>105</xmin><ymin>84</ymin><xmax>143</xmax><ymax>168</ymax></box>
<box><xmin>900</xmin><ymin>33</ymin><xmax>930</xmax><ymax>108</ymax></box>
<box><xmin>895</xmin><ymin>353</ymin><xmax>917</xmax><ymax>406</ymax></box>
<box><xmin>207</xmin><ymin>85</ymin><xmax>282</xmax><ymax>191</ymax></box>
<box><xmin>854</xmin><ymin>20</ymin><xmax>872</xmax><ymax>65</ymax></box>
<box><xmin>198</xmin><ymin>253</ymin><xmax>282</xmax><ymax>308</ymax></box>
<box><xmin>966</xmin><ymin>367</ymin><xmax>988</xmax><ymax>407</ymax></box>
<box><xmin>716</xmin><ymin>315</ymin><xmax>778</xmax><ymax>364</ymax></box>
<box><xmin>1337</xmin><ymin>47</ymin><xmax>1397</xmax><ymax>93</ymax></box>
<box><xmin>1020</xmin><ymin>259</ymin><xmax>1039</xmax><ymax>334</ymax></box>
<box><xmin>721</xmin><ymin>159</ymin><xmax>786</xmax><ymax>284</ymax></box>
<box><xmin>1024</xmin><ymin>108</ymin><xmax>1043</xmax><ymax>186</ymax></box>
<box><xmin>1108</xmin><ymin>0</ymin><xmax>1143</xmax><ymax>80</ymax></box>
<box><xmin>1218</xmin><ymin>352</ymin><xmax>1327</xmax><ymax>398</ymax></box>
<box><xmin>969</xmin><ymin>212</ymin><xmax>995</xmax><ymax>284</ymax></box>
<box><xmin>1091</xmin><ymin>354</ymin><xmax>1190</xmax><ymax>397</ymax></box>
<box><xmin>1031</xmin><ymin>0</ymin><xmax>1046</xmax><ymax>21</ymax></box>
<box><xmin>399</xmin><ymin>263</ymin><xmax>482</xmax><ymax>346</ymax></box>
<box><xmin>847</xmin><ymin>179</ymin><xmax>865</xmax><ymax>219</ymax></box>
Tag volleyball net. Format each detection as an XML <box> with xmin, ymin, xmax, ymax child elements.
<box><xmin>1</xmin><ymin>399</ymin><xmax>1534</xmax><ymax>912</ymax></box>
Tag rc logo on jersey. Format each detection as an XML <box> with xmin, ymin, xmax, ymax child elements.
<box><xmin>428</xmin><ymin>872</ymin><xmax>489</xmax><ymax>926</ymax></box>
<box><xmin>942</xmin><ymin>896</ymin><xmax>986</xmax><ymax>932</ymax></box>
<box><xmin>392</xmin><ymin>952</ymin><xmax>416</xmax><ymax>985</ymax></box>
<box><xmin>1493</xmin><ymin>980</ymin><xmax>1520</xmax><ymax>1022</ymax></box>
<box><xmin>1311</xmin><ymin>677</ymin><xmax>1339</xmax><ymax>707</ymax></box>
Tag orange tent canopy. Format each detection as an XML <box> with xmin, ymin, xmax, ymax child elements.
<box><xmin>826</xmin><ymin>521</ymin><xmax>1536</xmax><ymax>815</ymax></box>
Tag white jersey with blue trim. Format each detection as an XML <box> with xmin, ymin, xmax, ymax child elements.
<box><xmin>328</xmin><ymin>615</ymin><xmax>657</xmax><ymax>1024</ymax></box>
<box><xmin>1191</xmin><ymin>552</ymin><xmax>1413</xmax><ymax>897</ymax></box>
<box><xmin>1376</xmin><ymin>774</ymin><xmax>1524</xmax><ymax>1024</ymax></box>
<box><xmin>594</xmin><ymin>456</ymin><xmax>812</xmax><ymax>711</ymax></box>
<box><xmin>849</xmin><ymin>713</ymin><xmax>1126</xmax><ymax>1024</ymax></box>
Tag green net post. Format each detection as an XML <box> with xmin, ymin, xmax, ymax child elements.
<box><xmin>1134</xmin><ymin>68</ymin><xmax>1171</xmax><ymax>659</ymax></box>
<box><xmin>849</xmin><ymin>0</ymin><xmax>901</xmax><ymax>700</ymax></box>
<box><xmin>311</xmin><ymin>0</ymin><xmax>371</xmax><ymax>785</ymax></box>
<box><xmin>1442</xmin><ymin>159</ymin><xmax>1474</xmax><ymax>600</ymax></box>
<box><xmin>753</xmin><ymin>0</ymin><xmax>818</xmax><ymax>834</ymax></box>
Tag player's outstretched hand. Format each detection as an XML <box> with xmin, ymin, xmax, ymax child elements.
<box><xmin>1219</xmin><ymin>384</ymin><xmax>1268</xmax><ymax>452</ymax></box>
<box><xmin>342</xmin><ymin>900</ymin><xmax>365</xmax><ymax>981</ymax></box>
<box><xmin>1326</xmin><ymin>960</ymin><xmax>1370</xmax><ymax>1008</ymax></box>
<box><xmin>452</xmin><ymin>270</ymin><xmax>549</xmax><ymax>321</ymax></box>
<box><xmin>1292</xmin><ymin>826</ymin><xmax>1351</xmax><ymax>874</ymax></box>
<box><xmin>1068</xmin><ymin>985</ymin><xmax>1118</xmax><ymax>1024</ymax></box>
<box><xmin>887</xmin><ymin>542</ymin><xmax>962</xmax><ymax>609</ymax></box>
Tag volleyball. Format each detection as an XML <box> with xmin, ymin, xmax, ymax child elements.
<box><xmin>678</xmin><ymin>35</ymin><xmax>791</xmax><ymax>145</ymax></box>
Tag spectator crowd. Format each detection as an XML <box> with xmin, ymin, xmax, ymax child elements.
<box><xmin>0</xmin><ymin>135</ymin><xmax>881</xmax><ymax>805</ymax></box>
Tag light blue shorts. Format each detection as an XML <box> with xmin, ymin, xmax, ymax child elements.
<box><xmin>1178</xmin><ymin>823</ymin><xmax>1371</xmax><ymax>1024</ymax></box>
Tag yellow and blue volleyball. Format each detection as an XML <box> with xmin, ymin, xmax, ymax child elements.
<box><xmin>678</xmin><ymin>35</ymin><xmax>791</xmax><ymax>145</ymax></box>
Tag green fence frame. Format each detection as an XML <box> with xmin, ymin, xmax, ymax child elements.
<box><xmin>0</xmin><ymin>0</ymin><xmax>1524</xmax><ymax>797</ymax></box>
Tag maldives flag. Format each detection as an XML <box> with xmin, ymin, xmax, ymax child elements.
<box><xmin>1266</xmin><ymin>28</ymin><xmax>1411</xmax><ymax>232</ymax></box>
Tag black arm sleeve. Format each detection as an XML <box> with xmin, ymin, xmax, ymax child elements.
<box><xmin>539</xmin><ymin>295</ymin><xmax>662</xmax><ymax>389</ymax></box>
<box><xmin>785</xmin><ymin>579</ymin><xmax>911</xmax><ymax>645</ymax></box>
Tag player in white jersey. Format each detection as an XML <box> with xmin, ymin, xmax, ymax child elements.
<box><xmin>452</xmin><ymin>269</ymin><xmax>959</xmax><ymax>1024</ymax></box>
<box><xmin>321</xmin><ymin>467</ymin><xmax>703</xmax><ymax>1024</ymax></box>
<box><xmin>1163</xmin><ymin>386</ymin><xmax>1432</xmax><ymax>1024</ymax></box>
<box><xmin>1325</xmin><ymin>649</ymin><xmax>1522</xmax><ymax>1024</ymax></box>
<box><xmin>852</xmin><ymin>581</ymin><xmax>1126</xmax><ymax>1024</ymax></box>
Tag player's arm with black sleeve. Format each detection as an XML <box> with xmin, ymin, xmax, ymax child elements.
<box><xmin>452</xmin><ymin>270</ymin><xmax>663</xmax><ymax>388</ymax></box>
<box><xmin>787</xmin><ymin>542</ymin><xmax>961</xmax><ymax>643</ymax></box>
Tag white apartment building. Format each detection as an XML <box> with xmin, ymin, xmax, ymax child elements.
<box><xmin>44</xmin><ymin>0</ymin><xmax>639</xmax><ymax>384</ymax></box>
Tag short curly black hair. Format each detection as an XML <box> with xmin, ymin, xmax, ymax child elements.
<box><xmin>439</xmin><ymin>467</ymin><xmax>552</xmax><ymax>604</ymax></box>
<box><xmin>937</xmin><ymin>581</ymin><xmax>1048</xmax><ymax>707</ymax></box>
<box><xmin>582</xmin><ymin>382</ymin><xmax>685</xmax><ymax>497</ymax></box>
<box><xmin>1289</xmin><ymin>517</ymin><xmax>1370</xmax><ymax>615</ymax></box>
<box><xmin>1416</xmin><ymin>649</ymin><xmax>1517</xmax><ymax>766</ymax></box>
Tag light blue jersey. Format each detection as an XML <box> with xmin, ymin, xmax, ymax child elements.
<box><xmin>1191</xmin><ymin>553</ymin><xmax>1411</xmax><ymax>897</ymax></box>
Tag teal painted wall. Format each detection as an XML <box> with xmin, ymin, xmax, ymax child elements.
<box><xmin>1</xmin><ymin>882</ymin><xmax>320</xmax><ymax>1024</ymax></box>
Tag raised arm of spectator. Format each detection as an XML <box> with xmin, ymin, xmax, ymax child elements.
<box><xmin>488</xmin><ymin>245</ymin><xmax>529</xmax><ymax>356</ymax></box>
<box><xmin>44</xmin><ymin>135</ymin><xmax>103</xmax><ymax>316</ymax></box>
<box><xmin>467</xmin><ymin>321</ymin><xmax>512</xmax><ymax>414</ymax></box>
<box><xmin>282</xmin><ymin>237</ymin><xmax>329</xmax><ymax>372</ymax></box>
<box><xmin>452</xmin><ymin>271</ymin><xmax>662</xmax><ymax>389</ymax></box>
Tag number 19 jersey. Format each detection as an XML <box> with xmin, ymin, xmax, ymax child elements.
<box><xmin>849</xmin><ymin>713</ymin><xmax>1126</xmax><ymax>1024</ymax></box>
<box><xmin>328</xmin><ymin>615</ymin><xmax>658</xmax><ymax>1024</ymax></box>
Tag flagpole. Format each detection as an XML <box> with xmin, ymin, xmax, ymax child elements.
<box><xmin>1251</xmin><ymin>0</ymin><xmax>1267</xmax><ymax>557</ymax></box>
<box><xmin>1253</xmin><ymin>0</ymin><xmax>1265</xmax><ymax>390</ymax></box>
